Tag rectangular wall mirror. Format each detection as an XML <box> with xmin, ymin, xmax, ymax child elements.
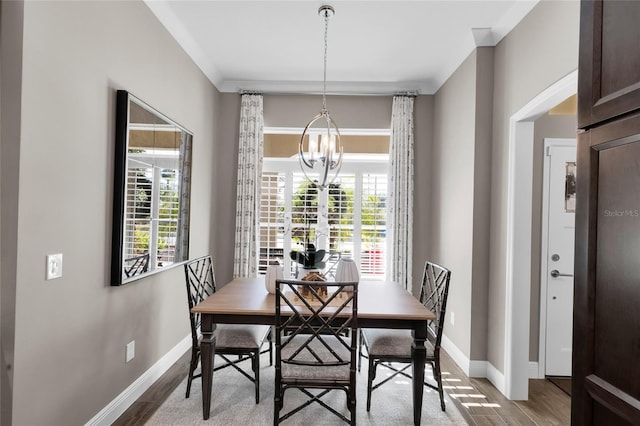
<box><xmin>111</xmin><ymin>90</ymin><xmax>193</xmax><ymax>286</ymax></box>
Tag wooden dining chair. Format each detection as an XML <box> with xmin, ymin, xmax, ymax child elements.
<box><xmin>359</xmin><ymin>261</ymin><xmax>452</xmax><ymax>411</ymax></box>
<box><xmin>184</xmin><ymin>255</ymin><xmax>272</xmax><ymax>402</ymax></box>
<box><xmin>274</xmin><ymin>279</ymin><xmax>358</xmax><ymax>425</ymax></box>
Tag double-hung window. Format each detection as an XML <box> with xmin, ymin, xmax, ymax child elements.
<box><xmin>259</xmin><ymin>130</ymin><xmax>389</xmax><ymax>280</ymax></box>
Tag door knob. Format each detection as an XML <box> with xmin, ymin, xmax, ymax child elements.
<box><xmin>550</xmin><ymin>269</ymin><xmax>573</xmax><ymax>278</ymax></box>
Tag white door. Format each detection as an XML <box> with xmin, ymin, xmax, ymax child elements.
<box><xmin>543</xmin><ymin>140</ymin><xmax>576</xmax><ymax>377</ymax></box>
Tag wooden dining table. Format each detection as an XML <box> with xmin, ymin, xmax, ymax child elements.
<box><xmin>191</xmin><ymin>276</ymin><xmax>435</xmax><ymax>425</ymax></box>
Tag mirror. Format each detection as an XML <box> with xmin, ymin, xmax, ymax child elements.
<box><xmin>111</xmin><ymin>90</ymin><xmax>192</xmax><ymax>285</ymax></box>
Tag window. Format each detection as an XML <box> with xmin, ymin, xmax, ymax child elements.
<box><xmin>259</xmin><ymin>130</ymin><xmax>389</xmax><ymax>280</ymax></box>
<box><xmin>124</xmin><ymin>154</ymin><xmax>180</xmax><ymax>269</ymax></box>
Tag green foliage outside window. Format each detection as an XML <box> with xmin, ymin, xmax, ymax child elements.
<box><xmin>290</xmin><ymin>180</ymin><xmax>385</xmax><ymax>250</ymax></box>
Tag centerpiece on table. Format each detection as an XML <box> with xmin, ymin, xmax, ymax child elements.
<box><xmin>290</xmin><ymin>242</ymin><xmax>330</xmax><ymax>298</ymax></box>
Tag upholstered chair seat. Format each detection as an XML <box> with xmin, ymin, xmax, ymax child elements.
<box><xmin>362</xmin><ymin>328</ymin><xmax>436</xmax><ymax>358</ymax></box>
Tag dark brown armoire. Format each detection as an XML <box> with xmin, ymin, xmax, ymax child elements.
<box><xmin>573</xmin><ymin>0</ymin><xmax>640</xmax><ymax>424</ymax></box>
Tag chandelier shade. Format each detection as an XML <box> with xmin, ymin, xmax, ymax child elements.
<box><xmin>298</xmin><ymin>5</ymin><xmax>343</xmax><ymax>191</ymax></box>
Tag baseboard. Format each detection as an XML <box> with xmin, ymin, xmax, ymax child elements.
<box><xmin>529</xmin><ymin>361</ymin><xmax>540</xmax><ymax>379</ymax></box>
<box><xmin>441</xmin><ymin>334</ymin><xmax>490</xmax><ymax>378</ymax></box>
<box><xmin>441</xmin><ymin>334</ymin><xmax>522</xmax><ymax>398</ymax></box>
<box><xmin>486</xmin><ymin>362</ymin><xmax>506</xmax><ymax>395</ymax></box>
<box><xmin>85</xmin><ymin>334</ymin><xmax>191</xmax><ymax>426</ymax></box>
<box><xmin>468</xmin><ymin>360</ymin><xmax>488</xmax><ymax>377</ymax></box>
<box><xmin>441</xmin><ymin>334</ymin><xmax>470</xmax><ymax>375</ymax></box>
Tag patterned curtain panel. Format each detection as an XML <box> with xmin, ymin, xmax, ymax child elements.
<box><xmin>387</xmin><ymin>95</ymin><xmax>414</xmax><ymax>289</ymax></box>
<box><xmin>233</xmin><ymin>94</ymin><xmax>264</xmax><ymax>278</ymax></box>
<box><xmin>174</xmin><ymin>131</ymin><xmax>192</xmax><ymax>262</ymax></box>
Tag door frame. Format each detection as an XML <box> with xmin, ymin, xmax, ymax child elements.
<box><xmin>538</xmin><ymin>138</ymin><xmax>576</xmax><ymax>378</ymax></box>
<box><xmin>504</xmin><ymin>69</ymin><xmax>577</xmax><ymax>400</ymax></box>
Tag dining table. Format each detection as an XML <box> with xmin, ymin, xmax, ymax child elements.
<box><xmin>191</xmin><ymin>276</ymin><xmax>436</xmax><ymax>425</ymax></box>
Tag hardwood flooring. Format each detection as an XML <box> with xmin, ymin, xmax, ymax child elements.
<box><xmin>547</xmin><ymin>377</ymin><xmax>571</xmax><ymax>397</ymax></box>
<box><xmin>114</xmin><ymin>349</ymin><xmax>571</xmax><ymax>425</ymax></box>
<box><xmin>440</xmin><ymin>354</ymin><xmax>571</xmax><ymax>425</ymax></box>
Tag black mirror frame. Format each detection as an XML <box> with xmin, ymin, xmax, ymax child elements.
<box><xmin>111</xmin><ymin>90</ymin><xmax>192</xmax><ymax>286</ymax></box>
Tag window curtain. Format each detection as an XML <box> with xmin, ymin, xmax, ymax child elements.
<box><xmin>387</xmin><ymin>95</ymin><xmax>414</xmax><ymax>289</ymax></box>
<box><xmin>233</xmin><ymin>94</ymin><xmax>264</xmax><ymax>278</ymax></box>
<box><xmin>173</xmin><ymin>131</ymin><xmax>193</xmax><ymax>262</ymax></box>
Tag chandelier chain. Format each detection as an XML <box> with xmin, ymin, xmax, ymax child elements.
<box><xmin>322</xmin><ymin>9</ymin><xmax>329</xmax><ymax>112</ymax></box>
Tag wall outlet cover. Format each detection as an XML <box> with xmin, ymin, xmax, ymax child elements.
<box><xmin>126</xmin><ymin>341</ymin><xmax>135</xmax><ymax>363</ymax></box>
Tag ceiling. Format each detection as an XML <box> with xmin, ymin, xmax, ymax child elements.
<box><xmin>145</xmin><ymin>0</ymin><xmax>539</xmax><ymax>95</ymax></box>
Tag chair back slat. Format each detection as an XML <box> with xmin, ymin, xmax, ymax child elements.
<box><xmin>276</xmin><ymin>280</ymin><xmax>358</xmax><ymax>368</ymax></box>
<box><xmin>184</xmin><ymin>256</ymin><xmax>217</xmax><ymax>344</ymax></box>
<box><xmin>418</xmin><ymin>261</ymin><xmax>452</xmax><ymax>348</ymax></box>
<box><xmin>124</xmin><ymin>253</ymin><xmax>150</xmax><ymax>278</ymax></box>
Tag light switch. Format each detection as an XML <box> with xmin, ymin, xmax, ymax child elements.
<box><xmin>46</xmin><ymin>253</ymin><xmax>63</xmax><ymax>280</ymax></box>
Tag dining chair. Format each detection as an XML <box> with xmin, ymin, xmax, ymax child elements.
<box><xmin>274</xmin><ymin>279</ymin><xmax>358</xmax><ymax>425</ymax></box>
<box><xmin>359</xmin><ymin>261</ymin><xmax>452</xmax><ymax>411</ymax></box>
<box><xmin>123</xmin><ymin>253</ymin><xmax>149</xmax><ymax>278</ymax></box>
<box><xmin>184</xmin><ymin>255</ymin><xmax>272</xmax><ymax>402</ymax></box>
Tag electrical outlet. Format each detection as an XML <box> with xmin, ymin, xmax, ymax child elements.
<box><xmin>126</xmin><ymin>341</ymin><xmax>135</xmax><ymax>363</ymax></box>
<box><xmin>450</xmin><ymin>311</ymin><xmax>455</xmax><ymax>326</ymax></box>
<box><xmin>46</xmin><ymin>254</ymin><xmax>63</xmax><ymax>280</ymax></box>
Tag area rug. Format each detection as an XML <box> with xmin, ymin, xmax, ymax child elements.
<box><xmin>146</xmin><ymin>354</ymin><xmax>467</xmax><ymax>425</ymax></box>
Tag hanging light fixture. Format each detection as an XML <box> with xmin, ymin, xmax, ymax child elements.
<box><xmin>298</xmin><ymin>4</ymin><xmax>343</xmax><ymax>191</ymax></box>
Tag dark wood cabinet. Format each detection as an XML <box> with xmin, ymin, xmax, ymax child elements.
<box><xmin>578</xmin><ymin>0</ymin><xmax>640</xmax><ymax>129</ymax></box>
<box><xmin>573</xmin><ymin>0</ymin><xmax>640</xmax><ymax>424</ymax></box>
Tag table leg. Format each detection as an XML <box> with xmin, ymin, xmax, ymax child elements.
<box><xmin>200</xmin><ymin>315</ymin><xmax>216</xmax><ymax>420</ymax></box>
<box><xmin>411</xmin><ymin>322</ymin><xmax>427</xmax><ymax>426</ymax></box>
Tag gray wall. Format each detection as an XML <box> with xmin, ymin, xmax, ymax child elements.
<box><xmin>1</xmin><ymin>1</ymin><xmax>219</xmax><ymax>424</ymax></box>
<box><xmin>432</xmin><ymin>52</ymin><xmax>478</xmax><ymax>358</ymax></box>
<box><xmin>431</xmin><ymin>47</ymin><xmax>493</xmax><ymax>362</ymax></box>
<box><xmin>529</xmin><ymin>112</ymin><xmax>577</xmax><ymax>361</ymax></box>
<box><xmin>470</xmin><ymin>47</ymin><xmax>494</xmax><ymax>362</ymax></box>
<box><xmin>488</xmin><ymin>0</ymin><xmax>579</xmax><ymax>371</ymax></box>
<box><xmin>413</xmin><ymin>95</ymin><xmax>435</xmax><ymax>295</ymax></box>
<box><xmin>429</xmin><ymin>0</ymin><xmax>579</xmax><ymax>373</ymax></box>
<box><xmin>1</xmin><ymin>1</ymin><xmax>25</xmax><ymax>422</ymax></box>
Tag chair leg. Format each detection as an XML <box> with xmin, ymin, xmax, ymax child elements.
<box><xmin>366</xmin><ymin>356</ymin><xmax>376</xmax><ymax>411</ymax></box>
<box><xmin>185</xmin><ymin>347</ymin><xmax>199</xmax><ymax>398</ymax></box>
<box><xmin>254</xmin><ymin>350</ymin><xmax>261</xmax><ymax>404</ymax></box>
<box><xmin>434</xmin><ymin>357</ymin><xmax>445</xmax><ymax>411</ymax></box>
<box><xmin>358</xmin><ymin>330</ymin><xmax>363</xmax><ymax>372</ymax></box>
<box><xmin>274</xmin><ymin>389</ymin><xmax>281</xmax><ymax>425</ymax></box>
<box><xmin>269</xmin><ymin>328</ymin><xmax>274</xmax><ymax>366</ymax></box>
<box><xmin>350</xmin><ymin>385</ymin><xmax>357</xmax><ymax>425</ymax></box>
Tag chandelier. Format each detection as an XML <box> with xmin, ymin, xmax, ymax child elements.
<box><xmin>298</xmin><ymin>5</ymin><xmax>343</xmax><ymax>191</ymax></box>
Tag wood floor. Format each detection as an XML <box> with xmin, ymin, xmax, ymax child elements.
<box><xmin>114</xmin><ymin>349</ymin><xmax>571</xmax><ymax>425</ymax></box>
<box><xmin>439</xmin><ymin>353</ymin><xmax>571</xmax><ymax>425</ymax></box>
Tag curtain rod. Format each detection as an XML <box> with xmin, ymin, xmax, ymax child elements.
<box><xmin>238</xmin><ymin>90</ymin><xmax>422</xmax><ymax>97</ymax></box>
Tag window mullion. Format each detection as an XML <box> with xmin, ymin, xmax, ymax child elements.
<box><xmin>353</xmin><ymin>172</ymin><xmax>363</xmax><ymax>267</ymax></box>
<box><xmin>283</xmin><ymin>171</ymin><xmax>293</xmax><ymax>274</ymax></box>
<box><xmin>149</xmin><ymin>166</ymin><xmax>161</xmax><ymax>270</ymax></box>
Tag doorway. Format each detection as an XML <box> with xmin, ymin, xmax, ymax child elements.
<box><xmin>504</xmin><ymin>69</ymin><xmax>577</xmax><ymax>400</ymax></box>
<box><xmin>539</xmin><ymin>138</ymin><xmax>576</xmax><ymax>379</ymax></box>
